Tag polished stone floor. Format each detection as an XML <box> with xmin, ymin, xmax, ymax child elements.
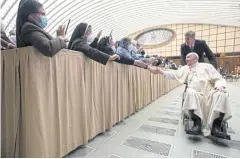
<box><xmin>65</xmin><ymin>82</ymin><xmax>240</xmax><ymax>158</ymax></box>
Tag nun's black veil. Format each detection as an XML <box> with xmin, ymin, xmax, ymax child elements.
<box><xmin>68</xmin><ymin>23</ymin><xmax>90</xmax><ymax>49</ymax></box>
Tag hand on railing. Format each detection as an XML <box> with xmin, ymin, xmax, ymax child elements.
<box><xmin>109</xmin><ymin>54</ymin><xmax>120</xmax><ymax>61</ymax></box>
<box><xmin>133</xmin><ymin>60</ymin><xmax>147</xmax><ymax>68</ymax></box>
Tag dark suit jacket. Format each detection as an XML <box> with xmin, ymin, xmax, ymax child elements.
<box><xmin>19</xmin><ymin>22</ymin><xmax>66</xmax><ymax>57</ymax></box>
<box><xmin>69</xmin><ymin>38</ymin><xmax>110</xmax><ymax>65</ymax></box>
<box><xmin>181</xmin><ymin>40</ymin><xmax>217</xmax><ymax>68</ymax></box>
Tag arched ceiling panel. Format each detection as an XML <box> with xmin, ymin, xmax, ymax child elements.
<box><xmin>1</xmin><ymin>0</ymin><xmax>240</xmax><ymax>40</ymax></box>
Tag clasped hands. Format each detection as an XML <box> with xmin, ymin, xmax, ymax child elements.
<box><xmin>214</xmin><ymin>86</ymin><xmax>226</xmax><ymax>93</ymax></box>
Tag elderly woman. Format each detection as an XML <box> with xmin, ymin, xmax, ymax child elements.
<box><xmin>116</xmin><ymin>37</ymin><xmax>134</xmax><ymax>60</ymax></box>
<box><xmin>115</xmin><ymin>37</ymin><xmax>148</xmax><ymax>68</ymax></box>
<box><xmin>68</xmin><ymin>23</ymin><xmax>119</xmax><ymax>65</ymax></box>
<box><xmin>16</xmin><ymin>0</ymin><xmax>66</xmax><ymax>57</ymax></box>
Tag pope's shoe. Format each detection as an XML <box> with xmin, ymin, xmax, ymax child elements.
<box><xmin>186</xmin><ymin>118</ymin><xmax>202</xmax><ymax>135</ymax></box>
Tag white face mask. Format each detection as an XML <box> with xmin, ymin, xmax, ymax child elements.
<box><xmin>128</xmin><ymin>44</ymin><xmax>133</xmax><ymax>50</ymax></box>
<box><xmin>129</xmin><ymin>44</ymin><xmax>138</xmax><ymax>53</ymax></box>
<box><xmin>86</xmin><ymin>35</ymin><xmax>95</xmax><ymax>44</ymax></box>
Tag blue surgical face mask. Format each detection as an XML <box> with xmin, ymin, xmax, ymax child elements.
<box><xmin>40</xmin><ymin>16</ymin><xmax>48</xmax><ymax>28</ymax></box>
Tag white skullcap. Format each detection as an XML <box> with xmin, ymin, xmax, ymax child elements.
<box><xmin>188</xmin><ymin>52</ymin><xmax>199</xmax><ymax>60</ymax></box>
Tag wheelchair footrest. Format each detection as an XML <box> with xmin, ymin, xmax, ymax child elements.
<box><xmin>211</xmin><ymin>121</ymin><xmax>231</xmax><ymax>140</ymax></box>
<box><xmin>211</xmin><ymin>131</ymin><xmax>231</xmax><ymax>140</ymax></box>
<box><xmin>186</xmin><ymin>130</ymin><xmax>202</xmax><ymax>136</ymax></box>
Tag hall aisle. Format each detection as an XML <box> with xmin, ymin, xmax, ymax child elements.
<box><xmin>65</xmin><ymin>83</ymin><xmax>240</xmax><ymax>158</ymax></box>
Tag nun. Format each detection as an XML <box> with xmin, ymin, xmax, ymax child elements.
<box><xmin>68</xmin><ymin>23</ymin><xmax>119</xmax><ymax>65</ymax></box>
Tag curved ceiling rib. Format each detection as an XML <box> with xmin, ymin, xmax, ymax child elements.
<box><xmin>1</xmin><ymin>0</ymin><xmax>240</xmax><ymax>40</ymax></box>
<box><xmin>47</xmin><ymin>1</ymin><xmax>95</xmax><ymax>34</ymax></box>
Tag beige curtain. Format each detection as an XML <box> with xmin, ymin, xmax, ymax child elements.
<box><xmin>1</xmin><ymin>49</ymin><xmax>20</xmax><ymax>158</ymax></box>
<box><xmin>1</xmin><ymin>47</ymin><xmax>181</xmax><ymax>158</ymax></box>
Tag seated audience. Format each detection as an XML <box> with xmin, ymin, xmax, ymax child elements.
<box><xmin>152</xmin><ymin>58</ymin><xmax>162</xmax><ymax>67</ymax></box>
<box><xmin>16</xmin><ymin>0</ymin><xmax>66</xmax><ymax>57</ymax></box>
<box><xmin>98</xmin><ymin>36</ymin><xmax>147</xmax><ymax>67</ymax></box>
<box><xmin>68</xmin><ymin>23</ymin><xmax>119</xmax><ymax>65</ymax></box>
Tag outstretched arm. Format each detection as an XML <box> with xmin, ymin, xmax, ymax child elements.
<box><xmin>148</xmin><ymin>66</ymin><xmax>177</xmax><ymax>80</ymax></box>
<box><xmin>148</xmin><ymin>65</ymin><xmax>187</xmax><ymax>83</ymax></box>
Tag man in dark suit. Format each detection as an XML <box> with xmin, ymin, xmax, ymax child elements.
<box><xmin>181</xmin><ymin>31</ymin><xmax>217</xmax><ymax>68</ymax></box>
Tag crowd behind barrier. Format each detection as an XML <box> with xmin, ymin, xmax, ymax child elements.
<box><xmin>1</xmin><ymin>47</ymin><xmax>181</xmax><ymax>158</ymax></box>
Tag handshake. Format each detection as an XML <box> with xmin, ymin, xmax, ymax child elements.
<box><xmin>147</xmin><ymin>65</ymin><xmax>164</xmax><ymax>74</ymax></box>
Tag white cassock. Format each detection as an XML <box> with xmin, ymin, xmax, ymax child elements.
<box><xmin>163</xmin><ymin>62</ymin><xmax>232</xmax><ymax>136</ymax></box>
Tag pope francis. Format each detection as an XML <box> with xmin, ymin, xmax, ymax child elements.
<box><xmin>147</xmin><ymin>53</ymin><xmax>232</xmax><ymax>138</ymax></box>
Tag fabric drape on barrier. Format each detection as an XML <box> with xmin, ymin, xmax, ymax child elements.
<box><xmin>1</xmin><ymin>49</ymin><xmax>20</xmax><ymax>158</ymax></box>
<box><xmin>18</xmin><ymin>47</ymin><xmax>89</xmax><ymax>157</ymax></box>
<box><xmin>1</xmin><ymin>47</ymin><xmax>180</xmax><ymax>158</ymax></box>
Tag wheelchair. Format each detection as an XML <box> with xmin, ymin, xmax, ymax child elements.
<box><xmin>181</xmin><ymin>84</ymin><xmax>231</xmax><ymax>140</ymax></box>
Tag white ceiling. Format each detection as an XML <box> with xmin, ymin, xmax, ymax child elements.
<box><xmin>1</xmin><ymin>0</ymin><xmax>240</xmax><ymax>40</ymax></box>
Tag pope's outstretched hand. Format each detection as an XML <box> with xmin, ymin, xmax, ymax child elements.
<box><xmin>148</xmin><ymin>66</ymin><xmax>163</xmax><ymax>74</ymax></box>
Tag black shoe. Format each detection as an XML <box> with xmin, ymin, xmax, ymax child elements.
<box><xmin>211</xmin><ymin>119</ymin><xmax>231</xmax><ymax>140</ymax></box>
<box><xmin>186</xmin><ymin>119</ymin><xmax>202</xmax><ymax>135</ymax></box>
<box><xmin>186</xmin><ymin>125</ymin><xmax>202</xmax><ymax>135</ymax></box>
